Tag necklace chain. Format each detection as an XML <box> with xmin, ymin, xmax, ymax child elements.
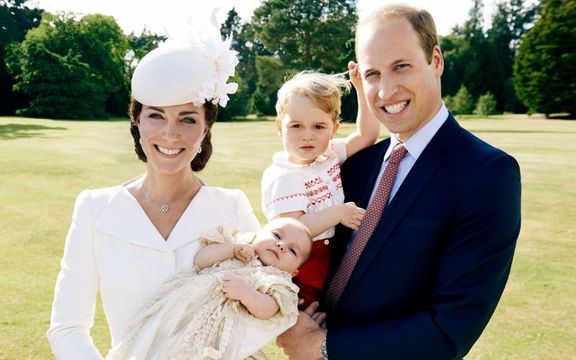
<box><xmin>141</xmin><ymin>182</ymin><xmax>198</xmax><ymax>214</ymax></box>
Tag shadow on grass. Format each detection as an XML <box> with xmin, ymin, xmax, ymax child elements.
<box><xmin>547</xmin><ymin>114</ymin><xmax>576</xmax><ymax>121</ymax></box>
<box><xmin>0</xmin><ymin>124</ymin><xmax>68</xmax><ymax>140</ymax></box>
<box><xmin>219</xmin><ymin>116</ymin><xmax>275</xmax><ymax>123</ymax></box>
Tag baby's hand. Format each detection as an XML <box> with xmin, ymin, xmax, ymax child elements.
<box><xmin>222</xmin><ymin>274</ymin><xmax>254</xmax><ymax>301</ymax></box>
<box><xmin>340</xmin><ymin>202</ymin><xmax>366</xmax><ymax>230</ymax></box>
<box><xmin>348</xmin><ymin>61</ymin><xmax>364</xmax><ymax>95</ymax></box>
<box><xmin>234</xmin><ymin>243</ymin><xmax>254</xmax><ymax>263</ymax></box>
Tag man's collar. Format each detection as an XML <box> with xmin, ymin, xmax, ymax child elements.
<box><xmin>385</xmin><ymin>103</ymin><xmax>448</xmax><ymax>161</ymax></box>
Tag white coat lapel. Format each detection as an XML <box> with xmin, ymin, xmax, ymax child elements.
<box><xmin>166</xmin><ymin>187</ymin><xmax>234</xmax><ymax>251</ymax></box>
<box><xmin>93</xmin><ymin>186</ymin><xmax>170</xmax><ymax>252</ymax></box>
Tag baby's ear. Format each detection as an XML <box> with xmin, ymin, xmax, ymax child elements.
<box><xmin>291</xmin><ymin>269</ymin><xmax>299</xmax><ymax>277</ymax></box>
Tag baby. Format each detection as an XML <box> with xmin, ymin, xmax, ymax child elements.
<box><xmin>106</xmin><ymin>218</ymin><xmax>312</xmax><ymax>360</ymax></box>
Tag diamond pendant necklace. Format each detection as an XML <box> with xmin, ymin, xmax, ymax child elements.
<box><xmin>142</xmin><ymin>184</ymin><xmax>195</xmax><ymax>214</ymax></box>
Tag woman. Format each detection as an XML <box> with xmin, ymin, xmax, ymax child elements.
<box><xmin>47</xmin><ymin>25</ymin><xmax>260</xmax><ymax>359</ymax></box>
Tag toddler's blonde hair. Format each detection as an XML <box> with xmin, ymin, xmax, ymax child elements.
<box><xmin>275</xmin><ymin>71</ymin><xmax>351</xmax><ymax>124</ymax></box>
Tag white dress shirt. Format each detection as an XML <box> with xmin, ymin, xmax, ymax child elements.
<box><xmin>369</xmin><ymin>103</ymin><xmax>449</xmax><ymax>204</ymax></box>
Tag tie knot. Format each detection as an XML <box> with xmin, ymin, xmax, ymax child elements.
<box><xmin>389</xmin><ymin>143</ymin><xmax>407</xmax><ymax>165</ymax></box>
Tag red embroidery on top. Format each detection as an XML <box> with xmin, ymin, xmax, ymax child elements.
<box><xmin>327</xmin><ymin>163</ymin><xmax>341</xmax><ymax>177</ymax></box>
<box><xmin>307</xmin><ymin>192</ymin><xmax>334</xmax><ymax>208</ymax></box>
<box><xmin>306</xmin><ymin>185</ymin><xmax>329</xmax><ymax>197</ymax></box>
<box><xmin>266</xmin><ymin>193</ymin><xmax>307</xmax><ymax>209</ymax></box>
<box><xmin>304</xmin><ymin>177</ymin><xmax>322</xmax><ymax>189</ymax></box>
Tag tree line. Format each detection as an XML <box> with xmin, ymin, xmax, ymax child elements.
<box><xmin>0</xmin><ymin>0</ymin><xmax>574</xmax><ymax>120</ymax></box>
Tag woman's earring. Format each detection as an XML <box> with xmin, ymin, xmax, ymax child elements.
<box><xmin>197</xmin><ymin>145</ymin><xmax>202</xmax><ymax>154</ymax></box>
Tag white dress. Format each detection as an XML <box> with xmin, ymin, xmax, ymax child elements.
<box><xmin>47</xmin><ymin>185</ymin><xmax>261</xmax><ymax>360</ymax></box>
<box><xmin>105</xmin><ymin>227</ymin><xmax>299</xmax><ymax>360</ymax></box>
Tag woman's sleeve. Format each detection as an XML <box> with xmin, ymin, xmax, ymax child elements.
<box><xmin>234</xmin><ymin>189</ymin><xmax>262</xmax><ymax>232</ymax></box>
<box><xmin>46</xmin><ymin>190</ymin><xmax>103</xmax><ymax>360</ymax></box>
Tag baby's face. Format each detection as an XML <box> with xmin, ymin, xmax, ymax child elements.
<box><xmin>253</xmin><ymin>219</ymin><xmax>312</xmax><ymax>275</ymax></box>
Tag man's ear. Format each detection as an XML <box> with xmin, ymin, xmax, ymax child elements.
<box><xmin>432</xmin><ymin>45</ymin><xmax>444</xmax><ymax>77</ymax></box>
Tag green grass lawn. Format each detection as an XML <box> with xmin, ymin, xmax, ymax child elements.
<box><xmin>0</xmin><ymin>114</ymin><xmax>574</xmax><ymax>359</ymax></box>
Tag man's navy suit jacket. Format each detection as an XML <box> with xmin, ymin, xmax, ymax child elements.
<box><xmin>325</xmin><ymin>114</ymin><xmax>521</xmax><ymax>359</ymax></box>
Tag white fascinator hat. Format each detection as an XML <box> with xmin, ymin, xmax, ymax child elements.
<box><xmin>131</xmin><ymin>16</ymin><xmax>239</xmax><ymax>108</ymax></box>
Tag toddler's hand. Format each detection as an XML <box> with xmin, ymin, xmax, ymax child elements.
<box><xmin>222</xmin><ymin>274</ymin><xmax>254</xmax><ymax>301</ymax></box>
<box><xmin>348</xmin><ymin>61</ymin><xmax>364</xmax><ymax>95</ymax></box>
<box><xmin>340</xmin><ymin>202</ymin><xmax>366</xmax><ymax>230</ymax></box>
<box><xmin>234</xmin><ymin>243</ymin><xmax>254</xmax><ymax>263</ymax></box>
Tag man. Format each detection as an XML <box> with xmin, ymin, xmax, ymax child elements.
<box><xmin>277</xmin><ymin>4</ymin><xmax>521</xmax><ymax>359</ymax></box>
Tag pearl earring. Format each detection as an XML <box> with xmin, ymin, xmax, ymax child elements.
<box><xmin>197</xmin><ymin>145</ymin><xmax>202</xmax><ymax>154</ymax></box>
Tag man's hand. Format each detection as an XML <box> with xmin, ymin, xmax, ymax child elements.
<box><xmin>277</xmin><ymin>302</ymin><xmax>327</xmax><ymax>360</ymax></box>
<box><xmin>233</xmin><ymin>243</ymin><xmax>254</xmax><ymax>263</ymax></box>
<box><xmin>221</xmin><ymin>274</ymin><xmax>254</xmax><ymax>301</ymax></box>
<box><xmin>340</xmin><ymin>202</ymin><xmax>366</xmax><ymax>230</ymax></box>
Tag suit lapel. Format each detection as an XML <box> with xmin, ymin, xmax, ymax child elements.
<box><xmin>354</xmin><ymin>140</ymin><xmax>390</xmax><ymax>210</ymax></box>
<box><xmin>331</xmin><ymin>140</ymin><xmax>390</xmax><ymax>265</ymax></box>
<box><xmin>343</xmin><ymin>115</ymin><xmax>463</xmax><ymax>296</ymax></box>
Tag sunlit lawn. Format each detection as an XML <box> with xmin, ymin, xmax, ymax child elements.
<box><xmin>0</xmin><ymin>114</ymin><xmax>574</xmax><ymax>359</ymax></box>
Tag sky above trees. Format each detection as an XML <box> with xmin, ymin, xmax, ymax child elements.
<box><xmin>34</xmin><ymin>0</ymin><xmax>537</xmax><ymax>37</ymax></box>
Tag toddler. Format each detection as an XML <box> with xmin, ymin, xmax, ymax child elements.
<box><xmin>261</xmin><ymin>66</ymin><xmax>379</xmax><ymax>307</ymax></box>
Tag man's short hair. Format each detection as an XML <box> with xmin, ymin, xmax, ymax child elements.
<box><xmin>356</xmin><ymin>4</ymin><xmax>439</xmax><ymax>63</ymax></box>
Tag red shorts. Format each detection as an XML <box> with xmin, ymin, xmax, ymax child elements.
<box><xmin>293</xmin><ymin>239</ymin><xmax>332</xmax><ymax>309</ymax></box>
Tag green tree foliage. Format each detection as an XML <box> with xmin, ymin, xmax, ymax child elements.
<box><xmin>79</xmin><ymin>14</ymin><xmax>129</xmax><ymax>116</ymax></box>
<box><xmin>514</xmin><ymin>0</ymin><xmax>576</xmax><ymax>116</ymax></box>
<box><xmin>6</xmin><ymin>12</ymin><xmax>128</xmax><ymax>119</ymax></box>
<box><xmin>444</xmin><ymin>85</ymin><xmax>475</xmax><ymax>115</ymax></box>
<box><xmin>251</xmin><ymin>0</ymin><xmax>357</xmax><ymax>72</ymax></box>
<box><xmin>0</xmin><ymin>0</ymin><xmax>42</xmax><ymax>115</ymax></box>
<box><xmin>460</xmin><ymin>0</ymin><xmax>505</xmax><ymax>106</ymax></box>
<box><xmin>441</xmin><ymin>0</ymin><xmax>494</xmax><ymax>100</ymax></box>
<box><xmin>249</xmin><ymin>0</ymin><xmax>357</xmax><ymax>119</ymax></box>
<box><xmin>217</xmin><ymin>75</ymin><xmax>250</xmax><ymax>120</ymax></box>
<box><xmin>440</xmin><ymin>34</ymin><xmax>471</xmax><ymax>97</ymax></box>
<box><xmin>441</xmin><ymin>0</ymin><xmax>536</xmax><ymax>113</ymax></box>
<box><xmin>252</xmin><ymin>56</ymin><xmax>294</xmax><ymax>116</ymax></box>
<box><xmin>487</xmin><ymin>0</ymin><xmax>537</xmax><ymax>112</ymax></box>
<box><xmin>219</xmin><ymin>8</ymin><xmax>258</xmax><ymax>119</ymax></box>
<box><xmin>126</xmin><ymin>28</ymin><xmax>166</xmax><ymax>72</ymax></box>
<box><xmin>474</xmin><ymin>92</ymin><xmax>498</xmax><ymax>115</ymax></box>
<box><xmin>119</xmin><ymin>29</ymin><xmax>166</xmax><ymax>115</ymax></box>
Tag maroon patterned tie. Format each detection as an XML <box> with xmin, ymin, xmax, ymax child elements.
<box><xmin>326</xmin><ymin>143</ymin><xmax>407</xmax><ymax>311</ymax></box>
